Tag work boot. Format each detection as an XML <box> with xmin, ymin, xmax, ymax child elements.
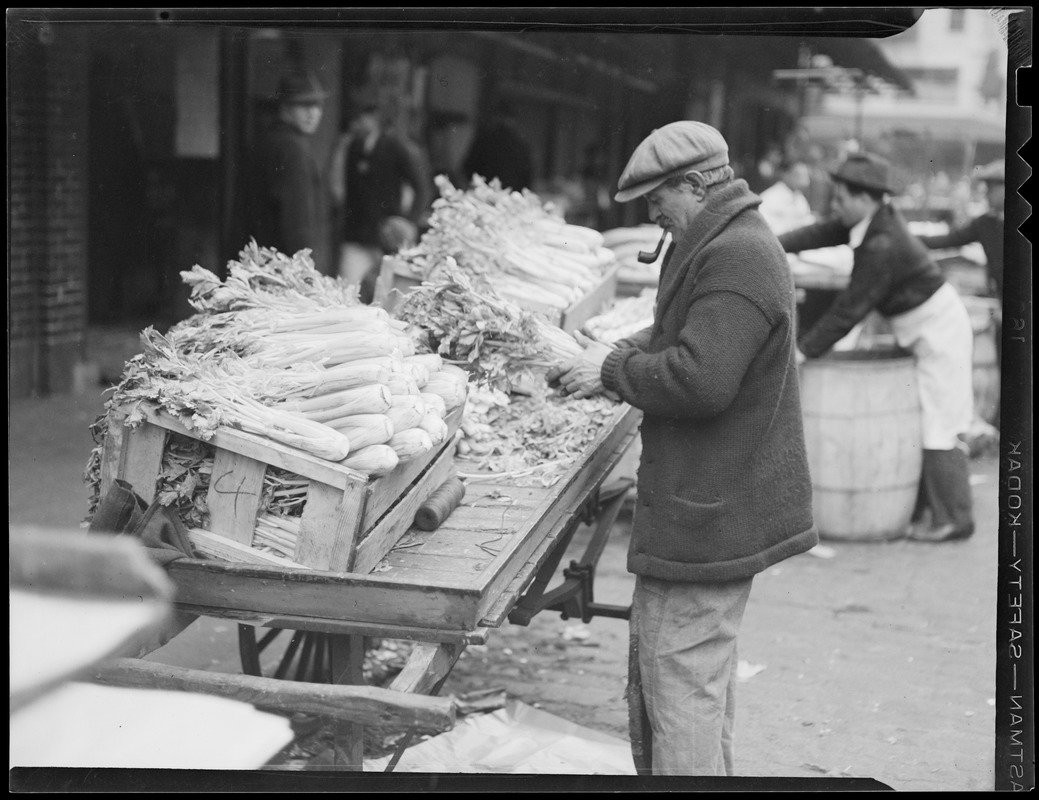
<box><xmin>906</xmin><ymin>448</ymin><xmax>975</xmax><ymax>542</ymax></box>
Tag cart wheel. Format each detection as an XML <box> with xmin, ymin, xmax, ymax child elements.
<box><xmin>237</xmin><ymin>624</ymin><xmax>333</xmax><ymax>683</ymax></box>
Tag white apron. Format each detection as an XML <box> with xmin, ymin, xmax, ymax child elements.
<box><xmin>888</xmin><ymin>282</ymin><xmax>974</xmax><ymax>450</ymax></box>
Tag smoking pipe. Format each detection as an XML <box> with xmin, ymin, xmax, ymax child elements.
<box><xmin>637</xmin><ymin>231</ymin><xmax>667</xmax><ymax>264</ymax></box>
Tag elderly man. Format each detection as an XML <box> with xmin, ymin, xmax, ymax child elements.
<box><xmin>549</xmin><ymin>121</ymin><xmax>816</xmax><ymax>775</ymax></box>
<box><xmin>248</xmin><ymin>72</ymin><xmax>333</xmax><ymax>274</ymax></box>
<box><xmin>780</xmin><ymin>152</ymin><xmax>976</xmax><ymax>543</ymax></box>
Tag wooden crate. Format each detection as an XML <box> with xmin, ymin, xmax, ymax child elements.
<box><xmin>374</xmin><ymin>257</ymin><xmax>620</xmax><ymax>334</ymax></box>
<box><xmin>100</xmin><ymin>403</ymin><xmax>462</xmax><ymax>575</ymax></box>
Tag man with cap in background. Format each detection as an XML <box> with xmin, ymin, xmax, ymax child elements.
<box><xmin>548</xmin><ymin>121</ymin><xmax>816</xmax><ymax>776</ymax></box>
<box><xmin>780</xmin><ymin>152</ymin><xmax>976</xmax><ymax>543</ymax></box>
<box><xmin>330</xmin><ymin>89</ymin><xmax>430</xmax><ymax>303</ymax></box>
<box><xmin>247</xmin><ymin>71</ymin><xmax>333</xmax><ymax>274</ymax></box>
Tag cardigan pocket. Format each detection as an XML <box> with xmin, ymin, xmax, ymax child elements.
<box><xmin>661</xmin><ymin>492</ymin><xmax>724</xmax><ymax>529</ymax></box>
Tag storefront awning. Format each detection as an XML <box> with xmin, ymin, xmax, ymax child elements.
<box><xmin>801</xmin><ymin>111</ymin><xmax>1006</xmax><ymax>144</ymax></box>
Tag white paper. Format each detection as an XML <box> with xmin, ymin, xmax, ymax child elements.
<box><xmin>365</xmin><ymin>700</ymin><xmax>636</xmax><ymax>774</ymax></box>
<box><xmin>10</xmin><ymin>682</ymin><xmax>293</xmax><ymax>770</ymax></box>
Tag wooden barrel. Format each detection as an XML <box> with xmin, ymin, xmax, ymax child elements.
<box><xmin>800</xmin><ymin>351</ymin><xmax>922</xmax><ymax>541</ymax></box>
<box><xmin>961</xmin><ymin>295</ymin><xmax>1001</xmax><ymax>425</ymax></box>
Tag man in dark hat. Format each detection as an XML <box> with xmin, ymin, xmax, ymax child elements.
<box><xmin>330</xmin><ymin>88</ymin><xmax>429</xmax><ymax>302</ymax></box>
<box><xmin>780</xmin><ymin>151</ymin><xmax>976</xmax><ymax>544</ymax></box>
<box><xmin>548</xmin><ymin>121</ymin><xmax>816</xmax><ymax>775</ymax></box>
<box><xmin>247</xmin><ymin>71</ymin><xmax>333</xmax><ymax>274</ymax></box>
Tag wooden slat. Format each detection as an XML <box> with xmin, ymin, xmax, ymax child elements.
<box><xmin>167</xmin><ymin>559</ymin><xmax>482</xmax><ymax>630</ymax></box>
<box><xmin>99</xmin><ymin>411</ymin><xmax>127</xmax><ymax>500</ymax></box>
<box><xmin>91</xmin><ymin>658</ymin><xmax>456</xmax><ymax>733</ymax></box>
<box><xmin>295</xmin><ymin>481</ymin><xmax>367</xmax><ymax>572</ymax></box>
<box><xmin>361</xmin><ymin>406</ymin><xmax>463</xmax><ymax>531</ymax></box>
<box><xmin>117</xmin><ymin>421</ymin><xmax>168</xmax><ymax>504</ymax></box>
<box><xmin>140</xmin><ymin>405</ymin><xmax>362</xmax><ymax>491</ymax></box>
<box><xmin>186</xmin><ymin>528</ymin><xmax>304</xmax><ymax>570</ymax></box>
<box><xmin>388</xmin><ymin>642</ymin><xmax>464</xmax><ymax>695</ymax></box>
<box><xmin>193</xmin><ymin>607</ymin><xmax>490</xmax><ymax>645</ymax></box>
<box><xmin>205</xmin><ymin>449</ymin><xmax>267</xmax><ymax>545</ymax></box>
<box><xmin>560</xmin><ymin>261</ymin><xmax>620</xmax><ymax>334</ymax></box>
<box><xmin>351</xmin><ymin>442</ymin><xmax>457</xmax><ymax>575</ymax></box>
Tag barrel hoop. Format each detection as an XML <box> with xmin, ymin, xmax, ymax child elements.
<box><xmin>813</xmin><ymin>481</ymin><xmax>920</xmax><ymax>492</ymax></box>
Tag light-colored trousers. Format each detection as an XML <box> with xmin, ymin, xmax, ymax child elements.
<box><xmin>629</xmin><ymin>574</ymin><xmax>754</xmax><ymax>776</ymax></box>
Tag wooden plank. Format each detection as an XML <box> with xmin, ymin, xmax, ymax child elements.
<box><xmin>329</xmin><ymin>634</ymin><xmax>367</xmax><ymax>770</ymax></box>
<box><xmin>295</xmin><ymin>481</ymin><xmax>367</xmax><ymax>572</ymax></box>
<box><xmin>187</xmin><ymin>528</ymin><xmax>305</xmax><ymax>569</ymax></box>
<box><xmin>140</xmin><ymin>404</ymin><xmax>361</xmax><ymax>491</ymax></box>
<box><xmin>167</xmin><ymin>559</ymin><xmax>482</xmax><ymax>630</ymax></box>
<box><xmin>191</xmin><ymin>607</ymin><xmax>490</xmax><ymax>645</ymax></box>
<box><xmin>91</xmin><ymin>658</ymin><xmax>455</xmax><ymax>733</ymax></box>
<box><xmin>388</xmin><ymin>642</ymin><xmax>464</xmax><ymax>695</ymax></box>
<box><xmin>560</xmin><ymin>261</ymin><xmax>620</xmax><ymax>334</ymax></box>
<box><xmin>472</xmin><ymin>406</ymin><xmax>640</xmax><ymax>619</ymax></box>
<box><xmin>99</xmin><ymin>411</ymin><xmax>127</xmax><ymax>500</ymax></box>
<box><xmin>116</xmin><ymin>421</ymin><xmax>168</xmax><ymax>504</ymax></box>
<box><xmin>205</xmin><ymin>449</ymin><xmax>267</xmax><ymax>545</ymax></box>
<box><xmin>361</xmin><ymin>406</ymin><xmax>463</xmax><ymax>531</ymax></box>
<box><xmin>351</xmin><ymin>441</ymin><xmax>457</xmax><ymax>575</ymax></box>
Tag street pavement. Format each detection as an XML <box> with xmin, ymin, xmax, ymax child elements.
<box><xmin>9</xmin><ymin>378</ymin><xmax>1000</xmax><ymax>790</ymax></box>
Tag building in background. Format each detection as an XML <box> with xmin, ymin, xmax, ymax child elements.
<box><xmin>8</xmin><ymin>10</ymin><xmax>914</xmax><ymax>398</ymax></box>
<box><xmin>799</xmin><ymin>8</ymin><xmax>1008</xmax><ymax>223</ymax></box>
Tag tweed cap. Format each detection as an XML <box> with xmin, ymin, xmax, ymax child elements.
<box><xmin>830</xmin><ymin>152</ymin><xmax>897</xmax><ymax>195</ymax></box>
<box><xmin>615</xmin><ymin>121</ymin><xmax>730</xmax><ymax>203</ymax></box>
<box><xmin>975</xmin><ymin>159</ymin><xmax>1005</xmax><ymax>183</ymax></box>
<box><xmin>277</xmin><ymin>72</ymin><xmax>328</xmax><ymax>106</ymax></box>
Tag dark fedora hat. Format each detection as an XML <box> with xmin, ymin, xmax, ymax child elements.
<box><xmin>830</xmin><ymin>151</ymin><xmax>897</xmax><ymax>195</ymax></box>
<box><xmin>277</xmin><ymin>72</ymin><xmax>328</xmax><ymax>105</ymax></box>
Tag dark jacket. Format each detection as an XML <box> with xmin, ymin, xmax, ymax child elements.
<box><xmin>249</xmin><ymin>121</ymin><xmax>332</xmax><ymax>275</ymax></box>
<box><xmin>779</xmin><ymin>204</ymin><xmax>945</xmax><ymax>357</ymax></box>
<box><xmin>601</xmin><ymin>179</ymin><xmax>817</xmax><ymax>582</ymax></box>
<box><xmin>918</xmin><ymin>212</ymin><xmax>1004</xmax><ymax>299</ymax></box>
<box><xmin>343</xmin><ymin>132</ymin><xmax>425</xmax><ymax>246</ymax></box>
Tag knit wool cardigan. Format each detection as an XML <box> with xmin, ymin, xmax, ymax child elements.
<box><xmin>602</xmin><ymin>179</ymin><xmax>817</xmax><ymax>582</ymax></box>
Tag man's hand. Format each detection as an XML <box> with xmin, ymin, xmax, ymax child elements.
<box><xmin>556</xmin><ymin>338</ymin><xmax>613</xmax><ymax>399</ymax></box>
<box><xmin>794</xmin><ymin>347</ymin><xmax>807</xmax><ymax>366</ymax></box>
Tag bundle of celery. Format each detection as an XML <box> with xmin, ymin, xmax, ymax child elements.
<box><xmin>395</xmin><ymin>175</ymin><xmax>615</xmax><ymax>312</ymax></box>
<box><xmin>84</xmin><ymin>244</ymin><xmax>470</xmax><ymax>561</ymax></box>
<box><xmin>392</xmin><ymin>262</ymin><xmax>582</xmax><ymax>393</ymax></box>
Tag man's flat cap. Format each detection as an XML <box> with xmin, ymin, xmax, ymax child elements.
<box><xmin>975</xmin><ymin>159</ymin><xmax>1005</xmax><ymax>183</ymax></box>
<box><xmin>615</xmin><ymin>121</ymin><xmax>730</xmax><ymax>203</ymax></box>
<box><xmin>830</xmin><ymin>152</ymin><xmax>897</xmax><ymax>195</ymax></box>
<box><xmin>277</xmin><ymin>72</ymin><xmax>328</xmax><ymax>105</ymax></box>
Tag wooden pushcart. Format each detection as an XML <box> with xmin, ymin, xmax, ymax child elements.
<box><xmin>95</xmin><ymin>404</ymin><xmax>642</xmax><ymax>770</ymax></box>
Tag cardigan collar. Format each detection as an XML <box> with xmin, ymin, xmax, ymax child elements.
<box><xmin>655</xmin><ymin>180</ymin><xmax>761</xmax><ymax>322</ymax></box>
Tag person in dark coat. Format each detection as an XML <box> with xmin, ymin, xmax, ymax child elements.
<box><xmin>247</xmin><ymin>72</ymin><xmax>333</xmax><ymax>275</ymax></box>
<box><xmin>779</xmin><ymin>152</ymin><xmax>976</xmax><ymax>544</ymax></box>
<box><xmin>548</xmin><ymin>121</ymin><xmax>816</xmax><ymax>775</ymax></box>
<box><xmin>917</xmin><ymin>159</ymin><xmax>1005</xmax><ymax>381</ymax></box>
<box><xmin>330</xmin><ymin>92</ymin><xmax>429</xmax><ymax>301</ymax></box>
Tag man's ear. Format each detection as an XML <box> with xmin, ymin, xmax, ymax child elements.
<box><xmin>684</xmin><ymin>170</ymin><xmax>709</xmax><ymax>200</ymax></box>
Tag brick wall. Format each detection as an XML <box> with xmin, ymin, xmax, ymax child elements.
<box><xmin>8</xmin><ymin>23</ymin><xmax>90</xmax><ymax>398</ymax></box>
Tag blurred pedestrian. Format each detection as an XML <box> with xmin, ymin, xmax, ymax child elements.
<box><xmin>803</xmin><ymin>143</ymin><xmax>835</xmax><ymax>218</ymax></box>
<box><xmin>463</xmin><ymin>101</ymin><xmax>534</xmax><ymax>191</ymax></box>
<box><xmin>758</xmin><ymin>159</ymin><xmax>815</xmax><ymax>234</ymax></box>
<box><xmin>330</xmin><ymin>90</ymin><xmax>430</xmax><ymax>301</ymax></box>
<box><xmin>779</xmin><ymin>152</ymin><xmax>976</xmax><ymax>543</ymax></box>
<box><xmin>247</xmin><ymin>71</ymin><xmax>333</xmax><ymax>274</ymax></box>
<box><xmin>548</xmin><ymin>121</ymin><xmax>816</xmax><ymax>776</ymax></box>
<box><xmin>917</xmin><ymin>159</ymin><xmax>1005</xmax><ymax>304</ymax></box>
